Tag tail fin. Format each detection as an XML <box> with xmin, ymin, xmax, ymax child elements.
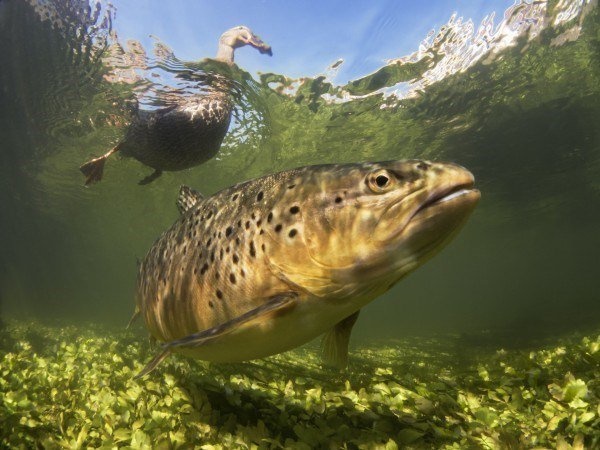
<box><xmin>79</xmin><ymin>145</ymin><xmax>120</xmax><ymax>185</ymax></box>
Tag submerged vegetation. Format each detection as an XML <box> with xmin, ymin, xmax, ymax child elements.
<box><xmin>1</xmin><ymin>321</ymin><xmax>598</xmax><ymax>449</ymax></box>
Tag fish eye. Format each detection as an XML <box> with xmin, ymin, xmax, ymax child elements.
<box><xmin>367</xmin><ymin>170</ymin><xmax>394</xmax><ymax>193</ymax></box>
<box><xmin>376</xmin><ymin>175</ymin><xmax>389</xmax><ymax>187</ymax></box>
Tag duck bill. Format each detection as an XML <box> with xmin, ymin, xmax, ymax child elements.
<box><xmin>248</xmin><ymin>35</ymin><xmax>272</xmax><ymax>56</ymax></box>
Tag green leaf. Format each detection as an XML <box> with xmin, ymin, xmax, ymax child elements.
<box><xmin>563</xmin><ymin>378</ymin><xmax>588</xmax><ymax>403</ymax></box>
<box><xmin>397</xmin><ymin>428</ymin><xmax>425</xmax><ymax>444</ymax></box>
<box><xmin>113</xmin><ymin>428</ymin><xmax>132</xmax><ymax>442</ymax></box>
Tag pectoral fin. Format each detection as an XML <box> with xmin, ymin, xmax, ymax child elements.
<box><xmin>321</xmin><ymin>310</ymin><xmax>360</xmax><ymax>369</ymax></box>
<box><xmin>135</xmin><ymin>292</ymin><xmax>298</xmax><ymax>379</ymax></box>
<box><xmin>126</xmin><ymin>308</ymin><xmax>140</xmax><ymax>329</ymax></box>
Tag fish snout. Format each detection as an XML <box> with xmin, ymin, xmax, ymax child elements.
<box><xmin>373</xmin><ymin>160</ymin><xmax>479</xmax><ymax>246</ymax></box>
<box><xmin>419</xmin><ymin>161</ymin><xmax>477</xmax><ymax>208</ymax></box>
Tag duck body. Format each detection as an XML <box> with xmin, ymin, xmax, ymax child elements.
<box><xmin>80</xmin><ymin>26</ymin><xmax>271</xmax><ymax>185</ymax></box>
<box><xmin>119</xmin><ymin>94</ymin><xmax>232</xmax><ymax>183</ymax></box>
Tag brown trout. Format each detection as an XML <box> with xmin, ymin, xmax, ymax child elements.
<box><xmin>134</xmin><ymin>160</ymin><xmax>480</xmax><ymax>377</ymax></box>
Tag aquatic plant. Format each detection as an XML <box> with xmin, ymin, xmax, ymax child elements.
<box><xmin>1</xmin><ymin>321</ymin><xmax>598</xmax><ymax>448</ymax></box>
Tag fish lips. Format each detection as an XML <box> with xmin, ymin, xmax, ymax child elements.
<box><xmin>399</xmin><ymin>184</ymin><xmax>480</xmax><ymax>256</ymax></box>
<box><xmin>346</xmin><ymin>182</ymin><xmax>479</xmax><ymax>286</ymax></box>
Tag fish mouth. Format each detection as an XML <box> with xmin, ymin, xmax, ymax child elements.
<box><xmin>399</xmin><ymin>176</ymin><xmax>480</xmax><ymax>259</ymax></box>
<box><xmin>413</xmin><ymin>182</ymin><xmax>480</xmax><ymax>218</ymax></box>
<box><xmin>379</xmin><ymin>164</ymin><xmax>480</xmax><ymax>245</ymax></box>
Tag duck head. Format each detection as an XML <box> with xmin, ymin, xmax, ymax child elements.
<box><xmin>216</xmin><ymin>26</ymin><xmax>272</xmax><ymax>63</ymax></box>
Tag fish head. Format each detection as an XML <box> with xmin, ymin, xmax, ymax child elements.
<box><xmin>268</xmin><ymin>160</ymin><xmax>479</xmax><ymax>299</ymax></box>
<box><xmin>220</xmin><ymin>26</ymin><xmax>272</xmax><ymax>56</ymax></box>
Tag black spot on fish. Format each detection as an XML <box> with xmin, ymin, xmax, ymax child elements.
<box><xmin>257</xmin><ymin>191</ymin><xmax>264</xmax><ymax>201</ymax></box>
<box><xmin>215</xmin><ymin>272</ymin><xmax>220</xmax><ymax>280</ymax></box>
<box><xmin>226</xmin><ymin>246</ymin><xmax>230</xmax><ymax>253</ymax></box>
<box><xmin>206</xmin><ymin>238</ymin><xmax>212</xmax><ymax>248</ymax></box>
<box><xmin>216</xmin><ymin>290</ymin><xmax>223</xmax><ymax>299</ymax></box>
<box><xmin>245</xmin><ymin>221</ymin><xmax>251</xmax><ymax>230</ymax></box>
<box><xmin>290</xmin><ymin>206</ymin><xmax>300</xmax><ymax>214</ymax></box>
<box><xmin>274</xmin><ymin>224</ymin><xmax>282</xmax><ymax>233</ymax></box>
<box><xmin>208</xmin><ymin>301</ymin><xmax>214</xmax><ymax>308</ymax></box>
<box><xmin>237</xmin><ymin>220</ymin><xmax>242</xmax><ymax>228</ymax></box>
<box><xmin>219</xmin><ymin>249</ymin><xmax>223</xmax><ymax>260</ymax></box>
<box><xmin>232</xmin><ymin>194</ymin><xmax>239</xmax><ymax>201</ymax></box>
<box><xmin>235</xmin><ymin>237</ymin><xmax>240</xmax><ymax>246</ymax></box>
<box><xmin>229</xmin><ymin>273</ymin><xmax>236</xmax><ymax>284</ymax></box>
<box><xmin>211</xmin><ymin>251</ymin><xmax>215</xmax><ymax>262</ymax></box>
<box><xmin>225</xmin><ymin>226</ymin><xmax>233</xmax><ymax>237</ymax></box>
<box><xmin>335</xmin><ymin>196</ymin><xmax>343</xmax><ymax>203</ymax></box>
<box><xmin>193</xmin><ymin>267</ymin><xmax>197</xmax><ymax>274</ymax></box>
<box><xmin>207</xmin><ymin>211</ymin><xmax>213</xmax><ymax>219</ymax></box>
<box><xmin>218</xmin><ymin>231</ymin><xmax>222</xmax><ymax>239</ymax></box>
<box><xmin>251</xmin><ymin>212</ymin><xmax>256</xmax><ymax>220</ymax></box>
<box><xmin>288</xmin><ymin>184</ymin><xmax>295</xmax><ymax>189</ymax></box>
<box><xmin>261</xmin><ymin>243</ymin><xmax>266</xmax><ymax>252</ymax></box>
<box><xmin>289</xmin><ymin>229</ymin><xmax>297</xmax><ymax>238</ymax></box>
<box><xmin>233</xmin><ymin>254</ymin><xmax>239</xmax><ymax>264</ymax></box>
<box><xmin>250</xmin><ymin>241</ymin><xmax>256</xmax><ymax>257</ymax></box>
<box><xmin>259</xmin><ymin>229</ymin><xmax>264</xmax><ymax>235</ymax></box>
<box><xmin>257</xmin><ymin>219</ymin><xmax>262</xmax><ymax>227</ymax></box>
<box><xmin>267</xmin><ymin>212</ymin><xmax>273</xmax><ymax>223</ymax></box>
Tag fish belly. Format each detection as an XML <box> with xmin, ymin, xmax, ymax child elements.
<box><xmin>173</xmin><ymin>296</ymin><xmax>357</xmax><ymax>363</ymax></box>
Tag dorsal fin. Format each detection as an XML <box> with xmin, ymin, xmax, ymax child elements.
<box><xmin>176</xmin><ymin>185</ymin><xmax>204</xmax><ymax>214</ymax></box>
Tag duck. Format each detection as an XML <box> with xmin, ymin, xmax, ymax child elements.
<box><xmin>80</xmin><ymin>26</ymin><xmax>272</xmax><ymax>185</ymax></box>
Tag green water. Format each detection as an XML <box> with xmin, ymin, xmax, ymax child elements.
<box><xmin>0</xmin><ymin>0</ymin><xmax>599</xmax><ymax>447</ymax></box>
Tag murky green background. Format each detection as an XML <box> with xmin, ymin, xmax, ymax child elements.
<box><xmin>0</xmin><ymin>0</ymin><xmax>598</xmax><ymax>349</ymax></box>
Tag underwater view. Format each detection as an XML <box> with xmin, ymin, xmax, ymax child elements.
<box><xmin>1</xmin><ymin>0</ymin><xmax>599</xmax><ymax>448</ymax></box>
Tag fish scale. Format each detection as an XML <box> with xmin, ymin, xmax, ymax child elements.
<box><xmin>135</xmin><ymin>160</ymin><xmax>480</xmax><ymax>377</ymax></box>
<box><xmin>138</xmin><ymin>168</ymin><xmax>305</xmax><ymax>342</ymax></box>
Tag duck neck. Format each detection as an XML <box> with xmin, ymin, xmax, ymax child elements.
<box><xmin>216</xmin><ymin>44</ymin><xmax>235</xmax><ymax>64</ymax></box>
